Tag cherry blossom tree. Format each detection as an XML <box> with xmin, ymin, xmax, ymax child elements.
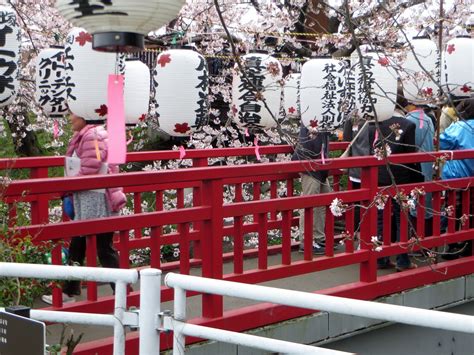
<box><xmin>2</xmin><ymin>0</ymin><xmax>471</xmax><ymax>156</ymax></box>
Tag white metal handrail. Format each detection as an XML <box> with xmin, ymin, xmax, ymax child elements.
<box><xmin>0</xmin><ymin>262</ymin><xmax>142</xmax><ymax>355</ymax></box>
<box><xmin>164</xmin><ymin>272</ymin><xmax>474</xmax><ymax>354</ymax></box>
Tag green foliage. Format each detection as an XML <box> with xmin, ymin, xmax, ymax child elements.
<box><xmin>46</xmin><ymin>325</ymin><xmax>84</xmax><ymax>355</ymax></box>
<box><xmin>0</xmin><ymin>190</ymin><xmax>55</xmax><ymax>307</ymax></box>
<box><xmin>0</xmin><ymin>233</ymin><xmax>54</xmax><ymax>307</ymax></box>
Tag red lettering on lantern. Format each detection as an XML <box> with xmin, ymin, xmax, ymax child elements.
<box><xmin>447</xmin><ymin>44</ymin><xmax>455</xmax><ymax>54</ymax></box>
<box><xmin>378</xmin><ymin>57</ymin><xmax>389</xmax><ymax>67</ymax></box>
<box><xmin>76</xmin><ymin>31</ymin><xmax>92</xmax><ymax>46</ymax></box>
<box><xmin>423</xmin><ymin>87</ymin><xmax>433</xmax><ymax>96</ymax></box>
<box><xmin>157</xmin><ymin>54</ymin><xmax>172</xmax><ymax>68</ymax></box>
<box><xmin>174</xmin><ymin>122</ymin><xmax>190</xmax><ymax>133</ymax></box>
<box><xmin>95</xmin><ymin>104</ymin><xmax>108</xmax><ymax>116</ymax></box>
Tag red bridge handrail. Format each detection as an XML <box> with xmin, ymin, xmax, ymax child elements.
<box><xmin>1</xmin><ymin>147</ymin><xmax>473</xmax><ymax>355</ymax></box>
<box><xmin>0</xmin><ymin>142</ymin><xmax>348</xmax><ymax>170</ymax></box>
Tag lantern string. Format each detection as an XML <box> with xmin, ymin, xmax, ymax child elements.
<box><xmin>137</xmin><ymin>49</ymin><xmax>350</xmax><ymax>62</ymax></box>
<box><xmin>115</xmin><ymin>52</ymin><xmax>120</xmax><ymax>79</ymax></box>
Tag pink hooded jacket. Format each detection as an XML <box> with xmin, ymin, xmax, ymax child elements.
<box><xmin>66</xmin><ymin>125</ymin><xmax>126</xmax><ymax>212</ymax></box>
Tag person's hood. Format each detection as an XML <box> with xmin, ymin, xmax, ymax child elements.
<box><xmin>456</xmin><ymin>97</ymin><xmax>474</xmax><ymax>119</ymax></box>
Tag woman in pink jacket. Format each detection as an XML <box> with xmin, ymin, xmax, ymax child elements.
<box><xmin>42</xmin><ymin>113</ymin><xmax>126</xmax><ymax>304</ymax></box>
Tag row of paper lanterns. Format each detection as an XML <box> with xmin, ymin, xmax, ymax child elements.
<box><xmin>33</xmin><ymin>33</ymin><xmax>474</xmax><ymax>136</ymax></box>
<box><xmin>0</xmin><ymin>3</ymin><xmax>471</xmax><ymax>135</ymax></box>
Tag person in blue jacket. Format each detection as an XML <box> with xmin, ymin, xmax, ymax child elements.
<box><xmin>440</xmin><ymin>98</ymin><xmax>474</xmax><ymax>179</ymax></box>
<box><xmin>440</xmin><ymin>97</ymin><xmax>474</xmax><ymax>258</ymax></box>
<box><xmin>406</xmin><ymin>105</ymin><xmax>436</xmax><ymax>237</ymax></box>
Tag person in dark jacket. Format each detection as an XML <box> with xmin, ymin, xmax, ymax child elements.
<box><xmin>372</xmin><ymin>108</ymin><xmax>419</xmax><ymax>271</ymax></box>
<box><xmin>292</xmin><ymin>124</ymin><xmax>332</xmax><ymax>254</ymax></box>
<box><xmin>406</xmin><ymin>105</ymin><xmax>436</xmax><ymax>237</ymax></box>
<box><xmin>342</xmin><ymin>115</ymin><xmax>371</xmax><ymax>234</ymax></box>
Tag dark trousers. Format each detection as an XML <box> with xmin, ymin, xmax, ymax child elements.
<box><xmin>350</xmin><ymin>181</ymin><xmax>361</xmax><ymax>230</ymax></box>
<box><xmin>377</xmin><ymin>200</ymin><xmax>411</xmax><ymax>268</ymax></box>
<box><xmin>63</xmin><ymin>232</ymin><xmax>120</xmax><ymax>295</ymax></box>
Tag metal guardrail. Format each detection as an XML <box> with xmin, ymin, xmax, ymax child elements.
<box><xmin>2</xmin><ymin>263</ymin><xmax>474</xmax><ymax>354</ymax></box>
<box><xmin>0</xmin><ymin>263</ymin><xmax>141</xmax><ymax>355</ymax></box>
<box><xmin>164</xmin><ymin>273</ymin><xmax>474</xmax><ymax>354</ymax></box>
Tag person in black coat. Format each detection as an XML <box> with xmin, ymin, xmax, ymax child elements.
<box><xmin>371</xmin><ymin>109</ymin><xmax>419</xmax><ymax>271</ymax></box>
<box><xmin>292</xmin><ymin>124</ymin><xmax>332</xmax><ymax>254</ymax></box>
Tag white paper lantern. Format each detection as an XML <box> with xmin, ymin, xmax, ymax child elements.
<box><xmin>153</xmin><ymin>48</ymin><xmax>208</xmax><ymax>137</ymax></box>
<box><xmin>0</xmin><ymin>6</ymin><xmax>20</xmax><ymax>107</ymax></box>
<box><xmin>354</xmin><ymin>52</ymin><xmax>397</xmax><ymax>121</ymax></box>
<box><xmin>124</xmin><ymin>59</ymin><xmax>150</xmax><ymax>126</ymax></box>
<box><xmin>444</xmin><ymin>36</ymin><xmax>474</xmax><ymax>97</ymax></box>
<box><xmin>35</xmin><ymin>47</ymin><xmax>69</xmax><ymax>116</ymax></box>
<box><xmin>55</xmin><ymin>0</ymin><xmax>186</xmax><ymax>52</ymax></box>
<box><xmin>283</xmin><ymin>73</ymin><xmax>300</xmax><ymax>119</ymax></box>
<box><xmin>401</xmin><ymin>37</ymin><xmax>438</xmax><ymax>103</ymax></box>
<box><xmin>65</xmin><ymin>28</ymin><xmax>125</xmax><ymax>122</ymax></box>
<box><xmin>300</xmin><ymin>58</ymin><xmax>347</xmax><ymax>131</ymax></box>
<box><xmin>232</xmin><ymin>52</ymin><xmax>282</xmax><ymax>129</ymax></box>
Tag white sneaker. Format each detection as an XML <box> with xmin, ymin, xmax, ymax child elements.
<box><xmin>41</xmin><ymin>293</ymin><xmax>75</xmax><ymax>305</ymax></box>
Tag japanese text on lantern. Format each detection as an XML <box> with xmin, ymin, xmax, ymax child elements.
<box><xmin>64</xmin><ymin>34</ymin><xmax>77</xmax><ymax>101</ymax></box>
<box><xmin>238</xmin><ymin>56</ymin><xmax>265</xmax><ymax>127</ymax></box>
<box><xmin>320</xmin><ymin>63</ymin><xmax>337</xmax><ymax>129</ymax></box>
<box><xmin>357</xmin><ymin>58</ymin><xmax>377</xmax><ymax>117</ymax></box>
<box><xmin>194</xmin><ymin>55</ymin><xmax>208</xmax><ymax>127</ymax></box>
<box><xmin>38</xmin><ymin>51</ymin><xmax>68</xmax><ymax>114</ymax></box>
<box><xmin>0</xmin><ymin>10</ymin><xmax>17</xmax><ymax>104</ymax></box>
<box><xmin>69</xmin><ymin>0</ymin><xmax>128</xmax><ymax>18</ymax></box>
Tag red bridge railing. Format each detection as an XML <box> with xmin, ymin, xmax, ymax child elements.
<box><xmin>1</xmin><ymin>147</ymin><xmax>473</xmax><ymax>354</ymax></box>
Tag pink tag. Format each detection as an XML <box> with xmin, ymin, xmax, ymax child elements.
<box><xmin>254</xmin><ymin>137</ymin><xmax>261</xmax><ymax>161</ymax></box>
<box><xmin>418</xmin><ymin>109</ymin><xmax>424</xmax><ymax>129</ymax></box>
<box><xmin>107</xmin><ymin>74</ymin><xmax>126</xmax><ymax>164</ymax></box>
<box><xmin>179</xmin><ymin>146</ymin><xmax>186</xmax><ymax>159</ymax></box>
<box><xmin>245</xmin><ymin>128</ymin><xmax>249</xmax><ymax>137</ymax></box>
<box><xmin>126</xmin><ymin>131</ymin><xmax>133</xmax><ymax>146</ymax></box>
<box><xmin>321</xmin><ymin>143</ymin><xmax>326</xmax><ymax>164</ymax></box>
<box><xmin>53</xmin><ymin>120</ymin><xmax>59</xmax><ymax>139</ymax></box>
<box><xmin>373</xmin><ymin>130</ymin><xmax>379</xmax><ymax>147</ymax></box>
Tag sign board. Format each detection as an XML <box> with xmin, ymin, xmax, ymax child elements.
<box><xmin>0</xmin><ymin>311</ymin><xmax>45</xmax><ymax>355</ymax></box>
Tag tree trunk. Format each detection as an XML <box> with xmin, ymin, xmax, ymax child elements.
<box><xmin>6</xmin><ymin>110</ymin><xmax>44</xmax><ymax>157</ymax></box>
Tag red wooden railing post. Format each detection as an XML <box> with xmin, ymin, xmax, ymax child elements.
<box><xmin>200</xmin><ymin>178</ymin><xmax>224</xmax><ymax>318</ymax></box>
<box><xmin>133</xmin><ymin>193</ymin><xmax>143</xmax><ymax>238</ymax></box>
<box><xmin>192</xmin><ymin>157</ymin><xmax>207</xmax><ymax>260</ymax></box>
<box><xmin>233</xmin><ymin>184</ymin><xmax>244</xmax><ymax>274</ymax></box>
<box><xmin>86</xmin><ymin>235</ymin><xmax>98</xmax><ymax>301</ymax></box>
<box><xmin>151</xmin><ymin>191</ymin><xmax>164</xmax><ymax>268</ymax></box>
<box><xmin>359</xmin><ymin>166</ymin><xmax>378</xmax><ymax>283</ymax></box>
<box><xmin>281</xmin><ymin>210</ymin><xmax>292</xmax><ymax>265</ymax></box>
<box><xmin>257</xmin><ymin>212</ymin><xmax>268</xmax><ymax>269</ymax></box>
<box><xmin>29</xmin><ymin>167</ymin><xmax>49</xmax><ymax>225</ymax></box>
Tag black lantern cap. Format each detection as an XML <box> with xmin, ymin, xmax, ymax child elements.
<box><xmin>412</xmin><ymin>35</ymin><xmax>431</xmax><ymax>40</ymax></box>
<box><xmin>93</xmin><ymin>32</ymin><xmax>144</xmax><ymax>53</ymax></box>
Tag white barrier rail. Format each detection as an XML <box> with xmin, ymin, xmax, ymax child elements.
<box><xmin>164</xmin><ymin>273</ymin><xmax>474</xmax><ymax>354</ymax></box>
<box><xmin>163</xmin><ymin>318</ymin><xmax>353</xmax><ymax>354</ymax></box>
<box><xmin>0</xmin><ymin>262</ymin><xmax>143</xmax><ymax>355</ymax></box>
<box><xmin>5</xmin><ymin>263</ymin><xmax>473</xmax><ymax>354</ymax></box>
